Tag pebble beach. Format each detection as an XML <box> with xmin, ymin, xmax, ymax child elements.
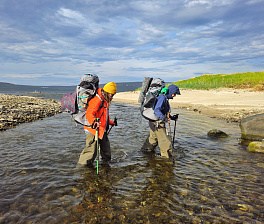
<box><xmin>0</xmin><ymin>94</ymin><xmax>61</xmax><ymax>131</ymax></box>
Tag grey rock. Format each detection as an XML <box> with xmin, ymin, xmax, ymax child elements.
<box><xmin>240</xmin><ymin>113</ymin><xmax>264</xmax><ymax>141</ymax></box>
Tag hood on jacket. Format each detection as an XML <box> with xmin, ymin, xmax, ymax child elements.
<box><xmin>166</xmin><ymin>84</ymin><xmax>181</xmax><ymax>99</ymax></box>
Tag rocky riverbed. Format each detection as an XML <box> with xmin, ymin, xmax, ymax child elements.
<box><xmin>0</xmin><ymin>94</ymin><xmax>61</xmax><ymax>131</ymax></box>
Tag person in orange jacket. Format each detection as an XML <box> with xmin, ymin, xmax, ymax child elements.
<box><xmin>78</xmin><ymin>82</ymin><xmax>117</xmax><ymax>167</ymax></box>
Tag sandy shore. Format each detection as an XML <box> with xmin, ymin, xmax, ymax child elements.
<box><xmin>113</xmin><ymin>89</ymin><xmax>264</xmax><ymax>122</ymax></box>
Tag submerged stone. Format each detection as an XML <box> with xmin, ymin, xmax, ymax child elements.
<box><xmin>247</xmin><ymin>141</ymin><xmax>264</xmax><ymax>153</ymax></box>
<box><xmin>240</xmin><ymin>113</ymin><xmax>264</xmax><ymax>141</ymax></box>
<box><xmin>207</xmin><ymin>129</ymin><xmax>229</xmax><ymax>138</ymax></box>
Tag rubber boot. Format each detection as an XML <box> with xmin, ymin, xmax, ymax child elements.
<box><xmin>102</xmin><ymin>160</ymin><xmax>111</xmax><ymax>168</ymax></box>
<box><xmin>167</xmin><ymin>149</ymin><xmax>175</xmax><ymax>164</ymax></box>
<box><xmin>86</xmin><ymin>160</ymin><xmax>94</xmax><ymax>168</ymax></box>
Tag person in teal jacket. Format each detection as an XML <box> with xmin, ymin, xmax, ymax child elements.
<box><xmin>141</xmin><ymin>84</ymin><xmax>180</xmax><ymax>159</ymax></box>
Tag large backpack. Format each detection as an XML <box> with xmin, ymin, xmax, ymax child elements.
<box><xmin>139</xmin><ymin>77</ymin><xmax>165</xmax><ymax>121</ymax></box>
<box><xmin>60</xmin><ymin>74</ymin><xmax>101</xmax><ymax>126</ymax></box>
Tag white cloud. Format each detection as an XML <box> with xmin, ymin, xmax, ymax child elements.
<box><xmin>246</xmin><ymin>0</ymin><xmax>264</xmax><ymax>4</ymax></box>
<box><xmin>0</xmin><ymin>0</ymin><xmax>263</xmax><ymax>85</ymax></box>
<box><xmin>184</xmin><ymin>0</ymin><xmax>234</xmax><ymax>8</ymax></box>
<box><xmin>56</xmin><ymin>8</ymin><xmax>86</xmax><ymax>26</ymax></box>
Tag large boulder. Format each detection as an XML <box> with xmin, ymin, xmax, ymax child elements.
<box><xmin>240</xmin><ymin>113</ymin><xmax>264</xmax><ymax>141</ymax></box>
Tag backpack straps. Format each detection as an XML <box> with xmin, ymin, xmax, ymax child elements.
<box><xmin>95</xmin><ymin>93</ymin><xmax>104</xmax><ymax>109</ymax></box>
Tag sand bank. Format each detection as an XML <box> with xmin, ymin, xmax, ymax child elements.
<box><xmin>113</xmin><ymin>89</ymin><xmax>264</xmax><ymax>122</ymax></box>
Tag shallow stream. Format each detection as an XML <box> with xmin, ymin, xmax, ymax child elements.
<box><xmin>0</xmin><ymin>103</ymin><xmax>263</xmax><ymax>223</ymax></box>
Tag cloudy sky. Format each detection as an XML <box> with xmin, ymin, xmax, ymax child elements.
<box><xmin>0</xmin><ymin>0</ymin><xmax>264</xmax><ymax>86</ymax></box>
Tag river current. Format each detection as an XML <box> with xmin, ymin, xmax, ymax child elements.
<box><xmin>0</xmin><ymin>103</ymin><xmax>263</xmax><ymax>223</ymax></box>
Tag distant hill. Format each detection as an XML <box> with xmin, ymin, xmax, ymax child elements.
<box><xmin>0</xmin><ymin>82</ymin><xmax>74</xmax><ymax>93</ymax></box>
<box><xmin>0</xmin><ymin>81</ymin><xmax>142</xmax><ymax>93</ymax></box>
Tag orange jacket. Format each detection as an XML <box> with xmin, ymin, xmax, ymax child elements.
<box><xmin>84</xmin><ymin>88</ymin><xmax>115</xmax><ymax>139</ymax></box>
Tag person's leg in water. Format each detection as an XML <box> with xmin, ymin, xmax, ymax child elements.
<box><xmin>142</xmin><ymin>121</ymin><xmax>159</xmax><ymax>155</ymax></box>
<box><xmin>141</xmin><ymin>131</ymin><xmax>158</xmax><ymax>153</ymax></box>
<box><xmin>78</xmin><ymin>132</ymin><xmax>97</xmax><ymax>167</ymax></box>
<box><xmin>155</xmin><ymin>126</ymin><xmax>174</xmax><ymax>158</ymax></box>
<box><xmin>100</xmin><ymin>133</ymin><xmax>111</xmax><ymax>167</ymax></box>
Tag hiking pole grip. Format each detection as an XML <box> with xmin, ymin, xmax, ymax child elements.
<box><xmin>172</xmin><ymin>114</ymin><xmax>179</xmax><ymax>145</ymax></box>
<box><xmin>107</xmin><ymin>117</ymin><xmax>117</xmax><ymax>135</ymax></box>
<box><xmin>114</xmin><ymin>117</ymin><xmax>117</xmax><ymax>126</ymax></box>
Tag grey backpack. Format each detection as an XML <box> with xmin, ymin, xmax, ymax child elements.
<box><xmin>139</xmin><ymin>77</ymin><xmax>165</xmax><ymax>121</ymax></box>
<box><xmin>72</xmin><ymin>74</ymin><xmax>101</xmax><ymax>126</ymax></box>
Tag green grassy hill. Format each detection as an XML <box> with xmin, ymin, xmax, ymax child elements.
<box><xmin>173</xmin><ymin>71</ymin><xmax>264</xmax><ymax>91</ymax></box>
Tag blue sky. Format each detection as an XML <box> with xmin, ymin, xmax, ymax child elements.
<box><xmin>0</xmin><ymin>0</ymin><xmax>264</xmax><ymax>86</ymax></box>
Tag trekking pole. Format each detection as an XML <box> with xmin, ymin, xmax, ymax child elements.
<box><xmin>95</xmin><ymin>118</ymin><xmax>100</xmax><ymax>175</ymax></box>
<box><xmin>107</xmin><ymin>117</ymin><xmax>117</xmax><ymax>135</ymax></box>
<box><xmin>172</xmin><ymin>114</ymin><xmax>179</xmax><ymax>145</ymax></box>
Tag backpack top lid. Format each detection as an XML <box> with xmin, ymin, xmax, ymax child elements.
<box><xmin>148</xmin><ymin>78</ymin><xmax>165</xmax><ymax>96</ymax></box>
<box><xmin>150</xmin><ymin>78</ymin><xmax>165</xmax><ymax>88</ymax></box>
<box><xmin>81</xmin><ymin>74</ymin><xmax>99</xmax><ymax>84</ymax></box>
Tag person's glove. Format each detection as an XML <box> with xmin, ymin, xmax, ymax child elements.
<box><xmin>170</xmin><ymin>114</ymin><xmax>179</xmax><ymax>121</ymax></box>
<box><xmin>91</xmin><ymin>118</ymin><xmax>100</xmax><ymax>129</ymax></box>
<box><xmin>114</xmin><ymin>117</ymin><xmax>118</xmax><ymax>126</ymax></box>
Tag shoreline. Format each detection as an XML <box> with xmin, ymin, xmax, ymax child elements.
<box><xmin>113</xmin><ymin>89</ymin><xmax>264</xmax><ymax>123</ymax></box>
<box><xmin>1</xmin><ymin>88</ymin><xmax>263</xmax><ymax>131</ymax></box>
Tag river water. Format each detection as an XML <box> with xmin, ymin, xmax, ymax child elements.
<box><xmin>0</xmin><ymin>102</ymin><xmax>263</xmax><ymax>223</ymax></box>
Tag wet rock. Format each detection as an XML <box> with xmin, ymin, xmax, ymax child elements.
<box><xmin>237</xmin><ymin>203</ymin><xmax>254</xmax><ymax>212</ymax></box>
<box><xmin>0</xmin><ymin>94</ymin><xmax>61</xmax><ymax>131</ymax></box>
<box><xmin>256</xmin><ymin>162</ymin><xmax>264</xmax><ymax>168</ymax></box>
<box><xmin>240</xmin><ymin>113</ymin><xmax>264</xmax><ymax>141</ymax></box>
<box><xmin>247</xmin><ymin>141</ymin><xmax>264</xmax><ymax>153</ymax></box>
<box><xmin>207</xmin><ymin>129</ymin><xmax>229</xmax><ymax>138</ymax></box>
